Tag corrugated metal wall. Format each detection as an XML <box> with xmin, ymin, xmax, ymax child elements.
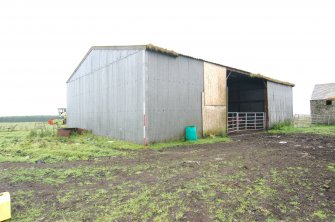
<box><xmin>267</xmin><ymin>81</ymin><xmax>293</xmax><ymax>127</ymax></box>
<box><xmin>67</xmin><ymin>49</ymin><xmax>145</xmax><ymax>143</ymax></box>
<box><xmin>146</xmin><ymin>51</ymin><xmax>204</xmax><ymax>142</ymax></box>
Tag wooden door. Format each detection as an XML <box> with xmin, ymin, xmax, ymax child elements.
<box><xmin>202</xmin><ymin>62</ymin><xmax>227</xmax><ymax>136</ymax></box>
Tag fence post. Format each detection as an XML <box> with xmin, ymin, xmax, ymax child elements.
<box><xmin>236</xmin><ymin>113</ymin><xmax>239</xmax><ymax>132</ymax></box>
<box><xmin>254</xmin><ymin>113</ymin><xmax>256</xmax><ymax>129</ymax></box>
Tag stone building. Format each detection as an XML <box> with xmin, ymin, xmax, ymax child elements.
<box><xmin>310</xmin><ymin>83</ymin><xmax>335</xmax><ymax>124</ymax></box>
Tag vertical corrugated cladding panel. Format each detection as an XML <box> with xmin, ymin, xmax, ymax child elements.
<box><xmin>67</xmin><ymin>49</ymin><xmax>145</xmax><ymax>143</ymax></box>
<box><xmin>146</xmin><ymin>51</ymin><xmax>204</xmax><ymax>143</ymax></box>
<box><xmin>267</xmin><ymin>81</ymin><xmax>293</xmax><ymax>128</ymax></box>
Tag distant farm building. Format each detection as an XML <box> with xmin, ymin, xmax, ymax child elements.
<box><xmin>67</xmin><ymin>45</ymin><xmax>294</xmax><ymax>144</ymax></box>
<box><xmin>310</xmin><ymin>83</ymin><xmax>335</xmax><ymax>124</ymax></box>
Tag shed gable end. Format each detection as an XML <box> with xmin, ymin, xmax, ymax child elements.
<box><xmin>67</xmin><ymin>48</ymin><xmax>142</xmax><ymax>83</ymax></box>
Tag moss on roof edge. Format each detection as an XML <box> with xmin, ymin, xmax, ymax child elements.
<box><xmin>250</xmin><ymin>73</ymin><xmax>295</xmax><ymax>87</ymax></box>
<box><xmin>146</xmin><ymin>44</ymin><xmax>178</xmax><ymax>57</ymax></box>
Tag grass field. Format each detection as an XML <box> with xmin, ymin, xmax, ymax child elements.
<box><xmin>0</xmin><ymin>122</ymin><xmax>334</xmax><ymax>221</ymax></box>
<box><xmin>269</xmin><ymin>124</ymin><xmax>335</xmax><ymax>135</ymax></box>
<box><xmin>0</xmin><ymin>122</ymin><xmax>230</xmax><ymax>163</ymax></box>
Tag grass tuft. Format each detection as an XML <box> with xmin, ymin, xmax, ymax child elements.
<box><xmin>327</xmin><ymin>163</ymin><xmax>335</xmax><ymax>173</ymax></box>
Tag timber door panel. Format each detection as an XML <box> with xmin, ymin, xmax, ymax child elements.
<box><xmin>202</xmin><ymin>63</ymin><xmax>227</xmax><ymax>136</ymax></box>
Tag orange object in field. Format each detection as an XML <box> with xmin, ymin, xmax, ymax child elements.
<box><xmin>47</xmin><ymin>119</ymin><xmax>54</xmax><ymax>125</ymax></box>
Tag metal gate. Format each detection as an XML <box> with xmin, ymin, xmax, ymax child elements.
<box><xmin>228</xmin><ymin>112</ymin><xmax>266</xmax><ymax>133</ymax></box>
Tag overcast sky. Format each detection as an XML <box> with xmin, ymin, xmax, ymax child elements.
<box><xmin>0</xmin><ymin>0</ymin><xmax>334</xmax><ymax>116</ymax></box>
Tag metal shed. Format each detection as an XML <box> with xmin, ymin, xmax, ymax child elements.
<box><xmin>67</xmin><ymin>44</ymin><xmax>294</xmax><ymax>144</ymax></box>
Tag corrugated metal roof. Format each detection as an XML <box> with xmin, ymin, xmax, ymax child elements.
<box><xmin>311</xmin><ymin>83</ymin><xmax>335</xmax><ymax>100</ymax></box>
<box><xmin>67</xmin><ymin>44</ymin><xmax>295</xmax><ymax>87</ymax></box>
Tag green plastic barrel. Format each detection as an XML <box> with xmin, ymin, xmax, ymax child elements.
<box><xmin>185</xmin><ymin>126</ymin><xmax>197</xmax><ymax>141</ymax></box>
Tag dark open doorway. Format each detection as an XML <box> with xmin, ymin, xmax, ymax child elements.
<box><xmin>226</xmin><ymin>70</ymin><xmax>267</xmax><ymax>133</ymax></box>
<box><xmin>227</xmin><ymin>71</ymin><xmax>266</xmax><ymax>112</ymax></box>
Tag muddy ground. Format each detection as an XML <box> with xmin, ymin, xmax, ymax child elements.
<box><xmin>1</xmin><ymin>133</ymin><xmax>334</xmax><ymax>221</ymax></box>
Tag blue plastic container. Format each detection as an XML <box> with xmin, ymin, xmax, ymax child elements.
<box><xmin>185</xmin><ymin>126</ymin><xmax>197</xmax><ymax>141</ymax></box>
